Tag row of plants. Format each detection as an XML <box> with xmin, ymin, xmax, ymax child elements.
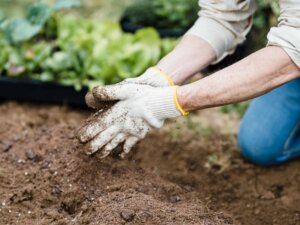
<box><xmin>0</xmin><ymin>0</ymin><xmax>280</xmax><ymax>93</ymax></box>
<box><xmin>121</xmin><ymin>0</ymin><xmax>199</xmax><ymax>37</ymax></box>
<box><xmin>0</xmin><ymin>1</ymin><xmax>177</xmax><ymax>90</ymax></box>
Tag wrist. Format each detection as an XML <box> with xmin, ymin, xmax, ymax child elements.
<box><xmin>147</xmin><ymin>86</ymin><xmax>188</xmax><ymax>126</ymax></box>
<box><xmin>177</xmin><ymin>85</ymin><xmax>193</xmax><ymax>112</ymax></box>
<box><xmin>173</xmin><ymin>86</ymin><xmax>189</xmax><ymax>116</ymax></box>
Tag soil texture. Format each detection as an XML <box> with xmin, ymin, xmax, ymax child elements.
<box><xmin>0</xmin><ymin>102</ymin><xmax>299</xmax><ymax>225</ymax></box>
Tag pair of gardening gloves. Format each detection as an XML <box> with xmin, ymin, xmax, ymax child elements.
<box><xmin>77</xmin><ymin>67</ymin><xmax>188</xmax><ymax>158</ymax></box>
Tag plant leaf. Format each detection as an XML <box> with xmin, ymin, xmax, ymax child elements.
<box><xmin>5</xmin><ymin>19</ymin><xmax>41</xmax><ymax>43</ymax></box>
<box><xmin>53</xmin><ymin>0</ymin><xmax>81</xmax><ymax>11</ymax></box>
<box><xmin>26</xmin><ymin>3</ymin><xmax>52</xmax><ymax>26</ymax></box>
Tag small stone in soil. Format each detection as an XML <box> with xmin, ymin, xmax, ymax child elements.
<box><xmin>51</xmin><ymin>185</ymin><xmax>62</xmax><ymax>196</ymax></box>
<box><xmin>13</xmin><ymin>135</ymin><xmax>21</xmax><ymax>142</ymax></box>
<box><xmin>183</xmin><ymin>185</ymin><xmax>193</xmax><ymax>192</ymax></box>
<box><xmin>25</xmin><ymin>150</ymin><xmax>35</xmax><ymax>160</ymax></box>
<box><xmin>170</xmin><ymin>195</ymin><xmax>181</xmax><ymax>203</ymax></box>
<box><xmin>41</xmin><ymin>160</ymin><xmax>50</xmax><ymax>169</ymax></box>
<box><xmin>68</xmin><ymin>132</ymin><xmax>75</xmax><ymax>139</ymax></box>
<box><xmin>261</xmin><ymin>191</ymin><xmax>275</xmax><ymax>200</ymax></box>
<box><xmin>1</xmin><ymin>141</ymin><xmax>12</xmax><ymax>152</ymax></box>
<box><xmin>17</xmin><ymin>159</ymin><xmax>26</xmax><ymax>164</ymax></box>
<box><xmin>120</xmin><ymin>209</ymin><xmax>135</xmax><ymax>222</ymax></box>
<box><xmin>254</xmin><ymin>208</ymin><xmax>260</xmax><ymax>215</ymax></box>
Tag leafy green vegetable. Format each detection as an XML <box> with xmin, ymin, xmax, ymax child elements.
<box><xmin>26</xmin><ymin>3</ymin><xmax>51</xmax><ymax>26</ymax></box>
<box><xmin>4</xmin><ymin>19</ymin><xmax>41</xmax><ymax>43</ymax></box>
<box><xmin>0</xmin><ymin>7</ymin><xmax>177</xmax><ymax>90</ymax></box>
<box><xmin>2</xmin><ymin>1</ymin><xmax>81</xmax><ymax>44</ymax></box>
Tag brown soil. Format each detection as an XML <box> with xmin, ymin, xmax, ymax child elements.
<box><xmin>0</xmin><ymin>102</ymin><xmax>299</xmax><ymax>225</ymax></box>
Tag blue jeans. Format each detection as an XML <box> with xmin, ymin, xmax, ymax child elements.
<box><xmin>238</xmin><ymin>78</ymin><xmax>300</xmax><ymax>166</ymax></box>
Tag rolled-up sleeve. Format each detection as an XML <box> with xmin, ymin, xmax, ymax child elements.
<box><xmin>267</xmin><ymin>0</ymin><xmax>300</xmax><ymax>68</ymax></box>
<box><xmin>186</xmin><ymin>0</ymin><xmax>256</xmax><ymax>63</ymax></box>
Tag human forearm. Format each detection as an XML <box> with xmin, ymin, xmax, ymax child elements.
<box><xmin>178</xmin><ymin>46</ymin><xmax>300</xmax><ymax>111</ymax></box>
<box><xmin>156</xmin><ymin>35</ymin><xmax>216</xmax><ymax>85</ymax></box>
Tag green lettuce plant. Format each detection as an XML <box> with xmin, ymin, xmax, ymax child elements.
<box><xmin>2</xmin><ymin>0</ymin><xmax>81</xmax><ymax>44</ymax></box>
<box><xmin>0</xmin><ymin>2</ymin><xmax>177</xmax><ymax>90</ymax></box>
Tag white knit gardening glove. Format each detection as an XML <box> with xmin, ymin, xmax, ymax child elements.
<box><xmin>77</xmin><ymin>83</ymin><xmax>188</xmax><ymax>158</ymax></box>
<box><xmin>123</xmin><ymin>66</ymin><xmax>175</xmax><ymax>87</ymax></box>
<box><xmin>85</xmin><ymin>67</ymin><xmax>174</xmax><ymax>109</ymax></box>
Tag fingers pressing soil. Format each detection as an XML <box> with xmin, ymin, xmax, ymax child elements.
<box><xmin>75</xmin><ymin>105</ymin><xmax>113</xmax><ymax>144</ymax></box>
<box><xmin>85</xmin><ymin>92</ymin><xmax>117</xmax><ymax>110</ymax></box>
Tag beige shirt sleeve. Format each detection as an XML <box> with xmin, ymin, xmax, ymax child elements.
<box><xmin>267</xmin><ymin>0</ymin><xmax>300</xmax><ymax>68</ymax></box>
<box><xmin>186</xmin><ymin>0</ymin><xmax>256</xmax><ymax>63</ymax></box>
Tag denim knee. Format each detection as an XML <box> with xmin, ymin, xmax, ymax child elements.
<box><xmin>237</xmin><ymin>79</ymin><xmax>300</xmax><ymax>166</ymax></box>
<box><xmin>238</xmin><ymin>127</ymin><xmax>283</xmax><ymax>166</ymax></box>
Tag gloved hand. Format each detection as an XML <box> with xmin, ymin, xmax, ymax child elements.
<box><xmin>85</xmin><ymin>67</ymin><xmax>174</xmax><ymax>109</ymax></box>
<box><xmin>77</xmin><ymin>83</ymin><xmax>188</xmax><ymax>158</ymax></box>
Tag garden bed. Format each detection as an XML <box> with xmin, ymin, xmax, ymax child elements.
<box><xmin>0</xmin><ymin>76</ymin><xmax>87</xmax><ymax>106</ymax></box>
<box><xmin>0</xmin><ymin>102</ymin><xmax>299</xmax><ymax>225</ymax></box>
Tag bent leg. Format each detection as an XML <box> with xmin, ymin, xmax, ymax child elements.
<box><xmin>238</xmin><ymin>78</ymin><xmax>300</xmax><ymax>166</ymax></box>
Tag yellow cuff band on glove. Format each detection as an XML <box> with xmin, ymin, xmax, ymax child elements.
<box><xmin>173</xmin><ymin>86</ymin><xmax>189</xmax><ymax>116</ymax></box>
<box><xmin>150</xmin><ymin>66</ymin><xmax>175</xmax><ymax>86</ymax></box>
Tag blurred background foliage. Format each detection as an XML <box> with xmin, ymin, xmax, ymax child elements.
<box><xmin>0</xmin><ymin>0</ymin><xmax>177</xmax><ymax>90</ymax></box>
<box><xmin>254</xmin><ymin>0</ymin><xmax>280</xmax><ymax>29</ymax></box>
<box><xmin>251</xmin><ymin>0</ymin><xmax>280</xmax><ymax>51</ymax></box>
<box><xmin>0</xmin><ymin>0</ymin><xmax>280</xmax><ymax>114</ymax></box>
<box><xmin>0</xmin><ymin>0</ymin><xmax>280</xmax><ymax>53</ymax></box>
<box><xmin>122</xmin><ymin>0</ymin><xmax>199</xmax><ymax>32</ymax></box>
<box><xmin>0</xmin><ymin>0</ymin><xmax>133</xmax><ymax>20</ymax></box>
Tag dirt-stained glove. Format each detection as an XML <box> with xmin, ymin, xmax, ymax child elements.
<box><xmin>77</xmin><ymin>83</ymin><xmax>188</xmax><ymax>158</ymax></box>
<box><xmin>85</xmin><ymin>67</ymin><xmax>174</xmax><ymax>110</ymax></box>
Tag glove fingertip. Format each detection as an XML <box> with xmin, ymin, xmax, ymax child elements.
<box><xmin>78</xmin><ymin>135</ymin><xmax>88</xmax><ymax>143</ymax></box>
<box><xmin>85</xmin><ymin>92</ymin><xmax>98</xmax><ymax>109</ymax></box>
<box><xmin>99</xmin><ymin>150</ymin><xmax>110</xmax><ymax>159</ymax></box>
<box><xmin>92</xmin><ymin>86</ymin><xmax>104</xmax><ymax>99</ymax></box>
<box><xmin>92</xmin><ymin>85</ymin><xmax>126</xmax><ymax>101</ymax></box>
<box><xmin>76</xmin><ymin>126</ymin><xmax>90</xmax><ymax>143</ymax></box>
<box><xmin>92</xmin><ymin>85</ymin><xmax>116</xmax><ymax>101</ymax></box>
<box><xmin>88</xmin><ymin>145</ymin><xmax>98</xmax><ymax>155</ymax></box>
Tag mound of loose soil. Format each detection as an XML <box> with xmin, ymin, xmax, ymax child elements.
<box><xmin>0</xmin><ymin>102</ymin><xmax>299</xmax><ymax>225</ymax></box>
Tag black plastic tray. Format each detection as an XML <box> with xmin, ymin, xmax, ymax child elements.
<box><xmin>0</xmin><ymin>76</ymin><xmax>88</xmax><ymax>107</ymax></box>
<box><xmin>120</xmin><ymin>17</ymin><xmax>188</xmax><ymax>38</ymax></box>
